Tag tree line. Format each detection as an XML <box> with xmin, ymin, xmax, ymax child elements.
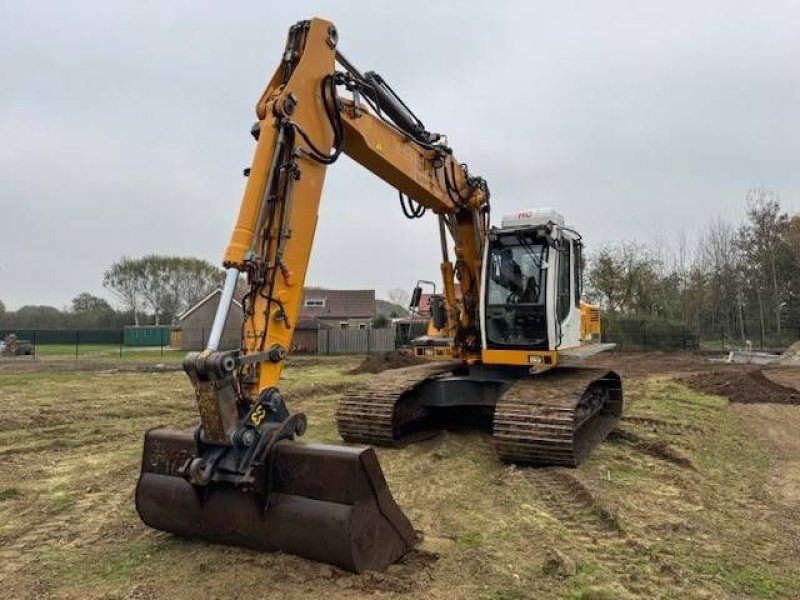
<box><xmin>585</xmin><ymin>188</ymin><xmax>800</xmax><ymax>346</ymax></box>
<box><xmin>1</xmin><ymin>256</ymin><xmax>224</xmax><ymax>330</ymax></box>
<box><xmin>3</xmin><ymin>193</ymin><xmax>797</xmax><ymax>345</ymax></box>
<box><xmin>0</xmin><ymin>257</ymin><xmax>409</xmax><ymax>332</ymax></box>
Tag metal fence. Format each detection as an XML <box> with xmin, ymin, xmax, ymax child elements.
<box><xmin>9</xmin><ymin>319</ymin><xmax>771</xmax><ymax>360</ymax></box>
<box><xmin>317</xmin><ymin>328</ymin><xmax>396</xmax><ymax>355</ymax></box>
<box><xmin>0</xmin><ymin>328</ymin><xmax>175</xmax><ymax>360</ymax></box>
<box><xmin>0</xmin><ymin>326</ymin><xmax>399</xmax><ymax>359</ymax></box>
<box><xmin>600</xmin><ymin>318</ymin><xmax>700</xmax><ymax>350</ymax></box>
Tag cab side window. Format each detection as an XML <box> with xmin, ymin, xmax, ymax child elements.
<box><xmin>556</xmin><ymin>244</ymin><xmax>571</xmax><ymax>322</ymax></box>
<box><xmin>574</xmin><ymin>242</ymin><xmax>583</xmax><ymax>306</ymax></box>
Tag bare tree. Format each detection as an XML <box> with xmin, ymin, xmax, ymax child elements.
<box><xmin>104</xmin><ymin>256</ymin><xmax>223</xmax><ymax>325</ymax></box>
<box><xmin>697</xmin><ymin>218</ymin><xmax>743</xmax><ymax>342</ymax></box>
<box><xmin>387</xmin><ymin>288</ymin><xmax>411</xmax><ymax>310</ymax></box>
<box><xmin>740</xmin><ymin>188</ymin><xmax>790</xmax><ymax>341</ymax></box>
<box><xmin>103</xmin><ymin>257</ymin><xmax>144</xmax><ymax>325</ymax></box>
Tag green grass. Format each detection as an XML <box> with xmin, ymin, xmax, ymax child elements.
<box><xmin>51</xmin><ymin>490</ymin><xmax>77</xmax><ymax>513</ymax></box>
<box><xmin>3</xmin><ymin>360</ymin><xmax>799</xmax><ymax>599</ymax></box>
<box><xmin>454</xmin><ymin>532</ymin><xmax>484</xmax><ymax>548</ymax></box>
<box><xmin>34</xmin><ymin>343</ymin><xmax>120</xmax><ymax>357</ymax></box>
<box><xmin>568</xmin><ymin>587</ymin><xmax>619</xmax><ymax>600</ymax></box>
<box><xmin>693</xmin><ymin>557</ymin><xmax>794</xmax><ymax>599</ymax></box>
<box><xmin>16</xmin><ymin>343</ymin><xmax>185</xmax><ymax>362</ymax></box>
<box><xmin>0</xmin><ymin>487</ymin><xmax>21</xmax><ymax>501</ymax></box>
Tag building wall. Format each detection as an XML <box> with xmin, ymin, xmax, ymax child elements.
<box><xmin>179</xmin><ymin>297</ymin><xmax>243</xmax><ymax>351</ymax></box>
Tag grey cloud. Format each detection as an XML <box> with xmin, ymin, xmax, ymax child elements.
<box><xmin>1</xmin><ymin>1</ymin><xmax>798</xmax><ymax>308</ymax></box>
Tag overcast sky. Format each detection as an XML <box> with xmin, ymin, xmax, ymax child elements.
<box><xmin>1</xmin><ymin>1</ymin><xmax>798</xmax><ymax>310</ymax></box>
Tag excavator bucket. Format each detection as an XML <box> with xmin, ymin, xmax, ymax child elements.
<box><xmin>135</xmin><ymin>428</ymin><xmax>415</xmax><ymax>573</ymax></box>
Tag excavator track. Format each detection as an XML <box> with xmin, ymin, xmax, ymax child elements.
<box><xmin>338</xmin><ymin>363</ymin><xmax>622</xmax><ymax>467</ymax></box>
<box><xmin>492</xmin><ymin>368</ymin><xmax>622</xmax><ymax>466</ymax></box>
<box><xmin>336</xmin><ymin>361</ymin><xmax>461</xmax><ymax>444</ymax></box>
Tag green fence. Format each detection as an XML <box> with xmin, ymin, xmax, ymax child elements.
<box><xmin>123</xmin><ymin>326</ymin><xmax>171</xmax><ymax>346</ymax></box>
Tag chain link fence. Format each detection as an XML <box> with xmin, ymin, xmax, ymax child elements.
<box><xmin>600</xmin><ymin>318</ymin><xmax>700</xmax><ymax>351</ymax></box>
<box><xmin>0</xmin><ymin>327</ymin><xmax>175</xmax><ymax>360</ymax></box>
<box><xmin>0</xmin><ymin>326</ymin><xmax>401</xmax><ymax>359</ymax></box>
<box><xmin>5</xmin><ymin>318</ymin><xmax>778</xmax><ymax>362</ymax></box>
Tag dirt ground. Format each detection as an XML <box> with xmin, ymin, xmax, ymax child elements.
<box><xmin>1</xmin><ymin>351</ymin><xmax>799</xmax><ymax>599</ymax></box>
<box><xmin>682</xmin><ymin>369</ymin><xmax>800</xmax><ymax>404</ymax></box>
<box><xmin>349</xmin><ymin>349</ymin><xmax>427</xmax><ymax>373</ymax></box>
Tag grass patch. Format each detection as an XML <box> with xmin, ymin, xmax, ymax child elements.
<box><xmin>0</xmin><ymin>371</ymin><xmax>94</xmax><ymax>387</ymax></box>
<box><xmin>0</xmin><ymin>487</ymin><xmax>21</xmax><ymax>501</ymax></box>
<box><xmin>51</xmin><ymin>490</ymin><xmax>76</xmax><ymax>512</ymax></box>
<box><xmin>454</xmin><ymin>531</ymin><xmax>483</xmax><ymax>547</ymax></box>
<box><xmin>568</xmin><ymin>587</ymin><xmax>619</xmax><ymax>600</ymax></box>
<box><xmin>693</xmin><ymin>557</ymin><xmax>793</xmax><ymax>599</ymax></box>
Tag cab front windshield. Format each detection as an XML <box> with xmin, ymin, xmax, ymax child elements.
<box><xmin>485</xmin><ymin>234</ymin><xmax>548</xmax><ymax>347</ymax></box>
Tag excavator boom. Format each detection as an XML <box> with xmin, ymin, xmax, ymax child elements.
<box><xmin>136</xmin><ymin>17</ymin><xmax>487</xmax><ymax>572</ymax></box>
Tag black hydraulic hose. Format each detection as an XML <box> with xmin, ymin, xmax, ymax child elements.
<box><xmin>399</xmin><ymin>191</ymin><xmax>426</xmax><ymax>219</ymax></box>
<box><xmin>289</xmin><ymin>75</ymin><xmax>344</xmax><ymax>165</ymax></box>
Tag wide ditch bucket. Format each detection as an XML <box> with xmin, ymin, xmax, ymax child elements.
<box><xmin>135</xmin><ymin>428</ymin><xmax>415</xmax><ymax>573</ymax></box>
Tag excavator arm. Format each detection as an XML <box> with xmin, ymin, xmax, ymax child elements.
<box><xmin>219</xmin><ymin>18</ymin><xmax>489</xmax><ymax>405</ymax></box>
<box><xmin>136</xmin><ymin>17</ymin><xmax>489</xmax><ymax>573</ymax></box>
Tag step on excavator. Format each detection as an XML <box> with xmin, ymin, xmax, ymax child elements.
<box><xmin>136</xmin><ymin>17</ymin><xmax>622</xmax><ymax>573</ymax></box>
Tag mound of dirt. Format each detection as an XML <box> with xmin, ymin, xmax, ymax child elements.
<box><xmin>350</xmin><ymin>350</ymin><xmax>427</xmax><ymax>374</ymax></box>
<box><xmin>683</xmin><ymin>369</ymin><xmax>800</xmax><ymax>405</ymax></box>
<box><xmin>779</xmin><ymin>341</ymin><xmax>800</xmax><ymax>365</ymax></box>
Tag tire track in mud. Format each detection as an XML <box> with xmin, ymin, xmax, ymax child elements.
<box><xmin>527</xmin><ymin>468</ymin><xmax>690</xmax><ymax>597</ymax></box>
<box><xmin>0</xmin><ymin>470</ymin><xmax>135</xmax><ymax>576</ymax></box>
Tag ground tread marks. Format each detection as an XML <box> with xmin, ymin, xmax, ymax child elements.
<box><xmin>0</xmin><ymin>477</ymin><xmax>132</xmax><ymax>575</ymax></box>
<box><xmin>530</xmin><ymin>469</ymin><xmax>686</xmax><ymax>595</ymax></box>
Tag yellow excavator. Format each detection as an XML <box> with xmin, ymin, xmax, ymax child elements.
<box><xmin>136</xmin><ymin>18</ymin><xmax>621</xmax><ymax>573</ymax></box>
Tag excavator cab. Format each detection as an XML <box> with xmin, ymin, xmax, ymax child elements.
<box><xmin>485</xmin><ymin>233</ymin><xmax>550</xmax><ymax>349</ymax></box>
<box><xmin>479</xmin><ymin>208</ymin><xmax>604</xmax><ymax>368</ymax></box>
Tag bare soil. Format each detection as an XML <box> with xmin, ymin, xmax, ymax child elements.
<box><xmin>1</xmin><ymin>351</ymin><xmax>799</xmax><ymax>599</ymax></box>
<box><xmin>682</xmin><ymin>368</ymin><xmax>800</xmax><ymax>404</ymax></box>
<box><xmin>349</xmin><ymin>349</ymin><xmax>428</xmax><ymax>374</ymax></box>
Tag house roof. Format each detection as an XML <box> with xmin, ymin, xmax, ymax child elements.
<box><xmin>177</xmin><ymin>288</ymin><xmax>243</xmax><ymax>322</ymax></box>
<box><xmin>300</xmin><ymin>289</ymin><xmax>375</xmax><ymax>319</ymax></box>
